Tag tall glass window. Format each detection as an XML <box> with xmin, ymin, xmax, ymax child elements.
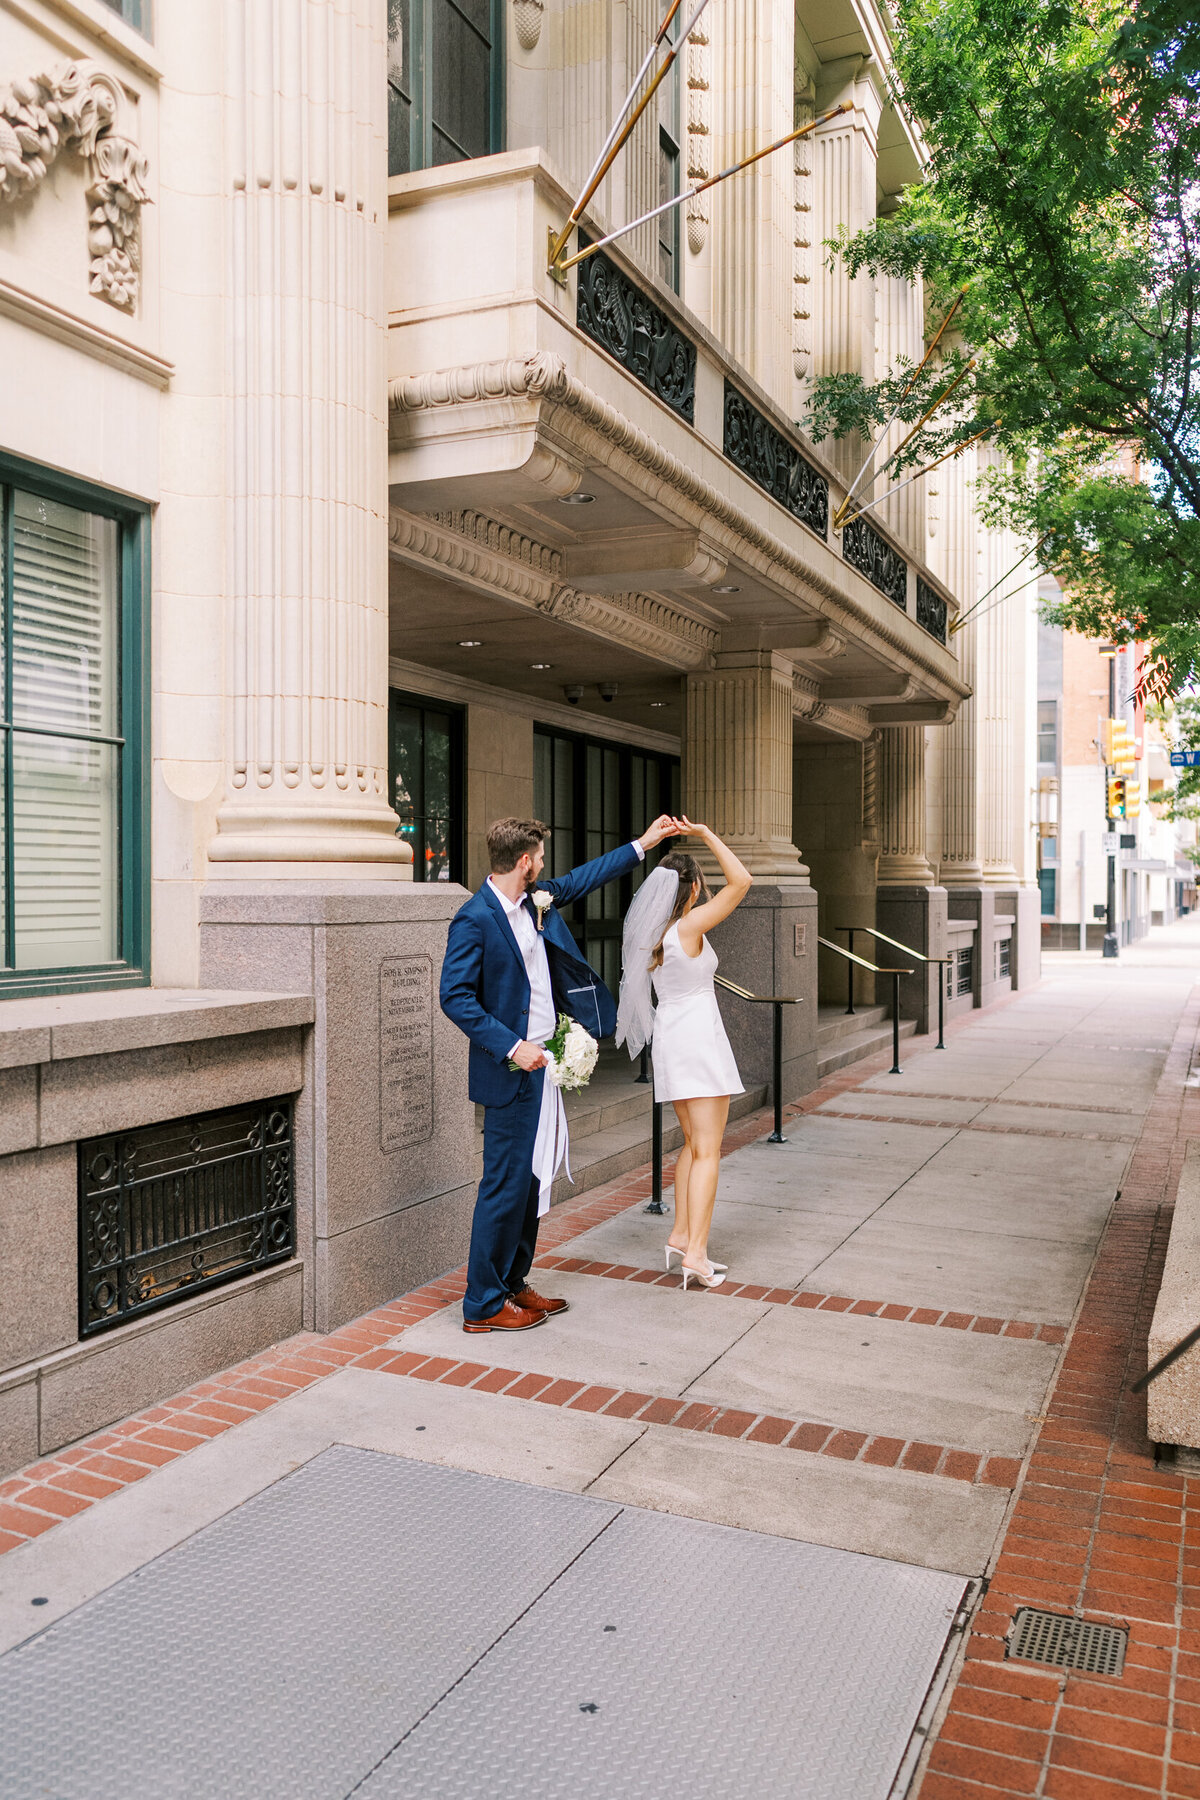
<box><xmin>388</xmin><ymin>690</ymin><xmax>464</xmax><ymax>882</ymax></box>
<box><xmin>534</xmin><ymin>725</ymin><xmax>680</xmax><ymax>994</ymax></box>
<box><xmin>99</xmin><ymin>0</ymin><xmax>152</xmax><ymax>37</ymax></box>
<box><xmin>388</xmin><ymin>0</ymin><xmax>503</xmax><ymax>176</ymax></box>
<box><xmin>0</xmin><ymin>465</ymin><xmax>148</xmax><ymax>996</ymax></box>
<box><xmin>1037</xmin><ymin>700</ymin><xmax>1058</xmax><ymax>766</ymax></box>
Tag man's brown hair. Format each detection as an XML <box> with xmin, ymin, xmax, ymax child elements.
<box><xmin>487</xmin><ymin>817</ymin><xmax>547</xmax><ymax>873</ymax></box>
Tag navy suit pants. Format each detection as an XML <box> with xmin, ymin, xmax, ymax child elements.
<box><xmin>464</xmin><ymin>1067</ymin><xmax>545</xmax><ymax>1321</ymax></box>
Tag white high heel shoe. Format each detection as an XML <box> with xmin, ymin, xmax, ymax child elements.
<box><xmin>681</xmin><ymin>1259</ymin><xmax>726</xmax><ymax>1291</ymax></box>
<box><xmin>665</xmin><ymin>1243</ymin><xmax>727</xmax><ymax>1273</ymax></box>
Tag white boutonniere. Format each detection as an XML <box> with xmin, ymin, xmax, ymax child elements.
<box><xmin>531</xmin><ymin>889</ymin><xmax>554</xmax><ymax>932</ymax></box>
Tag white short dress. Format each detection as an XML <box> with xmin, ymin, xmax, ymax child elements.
<box><xmin>650</xmin><ymin>922</ymin><xmax>744</xmax><ymax>1103</ymax></box>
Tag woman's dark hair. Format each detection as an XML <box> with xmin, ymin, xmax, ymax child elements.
<box><xmin>649</xmin><ymin>851</ymin><xmax>710</xmax><ymax>970</ymax></box>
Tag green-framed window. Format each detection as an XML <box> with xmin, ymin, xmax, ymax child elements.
<box><xmin>387</xmin><ymin>0</ymin><xmax>504</xmax><ymax>176</ymax></box>
<box><xmin>0</xmin><ymin>456</ymin><xmax>150</xmax><ymax>999</ymax></box>
<box><xmin>98</xmin><ymin>0</ymin><xmax>153</xmax><ymax>39</ymax></box>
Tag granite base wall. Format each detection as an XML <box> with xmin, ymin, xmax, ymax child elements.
<box><xmin>708</xmin><ymin>884</ymin><xmax>819</xmax><ymax>1104</ymax></box>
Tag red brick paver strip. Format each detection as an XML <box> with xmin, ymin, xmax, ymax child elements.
<box><xmin>913</xmin><ymin>985</ymin><xmax>1200</xmax><ymax>1800</ymax></box>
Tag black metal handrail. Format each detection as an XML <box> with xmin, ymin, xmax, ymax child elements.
<box><xmin>836</xmin><ymin>924</ymin><xmax>955</xmax><ymax>1051</ymax></box>
<box><xmin>817</xmin><ymin>935</ymin><xmax>911</xmax><ymax>1075</ymax></box>
<box><xmin>644</xmin><ymin>974</ymin><xmax>803</xmax><ymax>1215</ymax></box>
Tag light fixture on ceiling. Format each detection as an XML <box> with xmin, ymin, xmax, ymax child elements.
<box><xmin>457</xmin><ymin>639</ymin><xmax>483</xmax><ymax>648</ymax></box>
<box><xmin>530</xmin><ymin>662</ymin><xmax>553</xmax><ymax>670</ymax></box>
<box><xmin>558</xmin><ymin>492</ymin><xmax>596</xmax><ymax>505</ymax></box>
<box><xmin>712</xmin><ymin>584</ymin><xmax>740</xmax><ymax>594</ymax></box>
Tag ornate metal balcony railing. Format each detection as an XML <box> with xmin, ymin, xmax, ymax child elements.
<box><xmin>722</xmin><ymin>383</ymin><xmax>828</xmax><ymax>537</ymax></box>
<box><xmin>79</xmin><ymin>1098</ymin><xmax>295</xmax><ymax>1336</ymax></box>
<box><xmin>576</xmin><ymin>245</ymin><xmax>696</xmax><ymax>423</ymax></box>
<box><xmin>842</xmin><ymin>514</ymin><xmax>908</xmax><ymax>610</ymax></box>
<box><xmin>916</xmin><ymin>577</ymin><xmax>949</xmax><ymax>644</ymax></box>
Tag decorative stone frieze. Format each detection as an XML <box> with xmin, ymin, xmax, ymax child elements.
<box><xmin>916</xmin><ymin>578</ymin><xmax>948</xmax><ymax>644</ymax></box>
<box><xmin>576</xmin><ymin>247</ymin><xmax>697</xmax><ymax>423</ymax></box>
<box><xmin>388</xmin><ymin>355</ymin><xmax>967</xmax><ymax>706</ymax></box>
<box><xmin>388</xmin><ymin>508</ymin><xmax>716</xmax><ymax>670</ymax></box>
<box><xmin>842</xmin><ymin>514</ymin><xmax>907</xmax><ymax>610</ymax></box>
<box><xmin>792</xmin><ymin>89</ymin><xmax>814</xmax><ymax>382</ymax></box>
<box><xmin>723</xmin><ymin>382</ymin><xmax>828</xmax><ymax>537</ymax></box>
<box><xmin>0</xmin><ymin>62</ymin><xmax>150</xmax><ymax>313</ymax></box>
<box><xmin>685</xmin><ymin>25</ymin><xmax>711</xmax><ymax>253</ymax></box>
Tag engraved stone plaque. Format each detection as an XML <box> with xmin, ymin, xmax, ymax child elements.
<box><xmin>794</xmin><ymin>922</ymin><xmax>807</xmax><ymax>956</ymax></box>
<box><xmin>379</xmin><ymin>955</ymin><xmax>434</xmax><ymax>1152</ymax></box>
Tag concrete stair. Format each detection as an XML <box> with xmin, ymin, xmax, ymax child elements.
<box><xmin>817</xmin><ymin>1004</ymin><xmax>917</xmax><ymax>1078</ymax></box>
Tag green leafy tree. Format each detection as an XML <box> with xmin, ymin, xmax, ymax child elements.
<box><xmin>805</xmin><ymin>0</ymin><xmax>1200</xmax><ymax>691</ymax></box>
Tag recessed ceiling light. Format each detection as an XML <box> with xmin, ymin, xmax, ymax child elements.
<box><xmin>530</xmin><ymin>662</ymin><xmax>553</xmax><ymax>670</ymax></box>
<box><xmin>559</xmin><ymin>492</ymin><xmax>596</xmax><ymax>505</ymax></box>
<box><xmin>712</xmin><ymin>584</ymin><xmax>740</xmax><ymax>594</ymax></box>
<box><xmin>649</xmin><ymin>701</ymin><xmax>667</xmax><ymax>708</ymax></box>
<box><xmin>457</xmin><ymin>639</ymin><xmax>483</xmax><ymax>647</ymax></box>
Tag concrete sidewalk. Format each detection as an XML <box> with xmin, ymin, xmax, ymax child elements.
<box><xmin>2</xmin><ymin>918</ymin><xmax>1200</xmax><ymax>1797</ymax></box>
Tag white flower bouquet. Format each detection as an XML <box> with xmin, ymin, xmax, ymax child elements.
<box><xmin>510</xmin><ymin>1009</ymin><xmax>599</xmax><ymax>1091</ymax></box>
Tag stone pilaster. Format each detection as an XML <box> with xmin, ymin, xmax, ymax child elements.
<box><xmin>712</xmin><ymin>0</ymin><xmax>794</xmax><ymax>409</ymax></box>
<box><xmin>685</xmin><ymin>651</ymin><xmax>808</xmax><ymax>881</ymax></box>
<box><xmin>208</xmin><ymin>0</ymin><xmax>408</xmax><ymax>877</ymax></box>
<box><xmin>811</xmin><ymin>56</ymin><xmax>882</xmax><ymax>487</ymax></box>
<box><xmin>877</xmin><ymin>725</ymin><xmax>936</xmax><ymax>885</ymax></box>
<box><xmin>928</xmin><ymin>441</ymin><xmax>984</xmax><ymax>884</ymax></box>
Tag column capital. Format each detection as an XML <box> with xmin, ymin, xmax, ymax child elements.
<box><xmin>685</xmin><ymin>655</ymin><xmax>809</xmax><ymax>882</ymax></box>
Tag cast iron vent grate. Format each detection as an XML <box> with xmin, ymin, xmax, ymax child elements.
<box><xmin>79</xmin><ymin>1098</ymin><xmax>295</xmax><ymax>1336</ymax></box>
<box><xmin>1007</xmin><ymin>1608</ymin><xmax>1127</xmax><ymax>1676</ymax></box>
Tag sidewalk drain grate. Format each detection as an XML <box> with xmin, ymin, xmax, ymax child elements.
<box><xmin>1006</xmin><ymin>1607</ymin><xmax>1127</xmax><ymax>1676</ymax></box>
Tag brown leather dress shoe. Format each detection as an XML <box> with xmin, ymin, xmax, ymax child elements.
<box><xmin>462</xmin><ymin>1297</ymin><xmax>546</xmax><ymax>1333</ymax></box>
<box><xmin>511</xmin><ymin>1285</ymin><xmax>569</xmax><ymax>1317</ymax></box>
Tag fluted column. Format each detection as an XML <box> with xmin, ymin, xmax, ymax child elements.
<box><xmin>209</xmin><ymin>0</ymin><xmax>408</xmax><ymax>875</ymax></box>
<box><xmin>811</xmin><ymin>56</ymin><xmax>881</xmax><ymax>487</ymax></box>
<box><xmin>928</xmin><ymin>441</ymin><xmax>984</xmax><ymax>883</ymax></box>
<box><xmin>711</xmin><ymin>0</ymin><xmax>793</xmax><ymax>408</ymax></box>
<box><xmin>978</xmin><ymin>473</ymin><xmax>1018</xmax><ymax>882</ymax></box>
<box><xmin>878</xmin><ymin>726</ymin><xmax>936</xmax><ymax>884</ymax></box>
<box><xmin>685</xmin><ymin>652</ymin><xmax>808</xmax><ymax>880</ymax></box>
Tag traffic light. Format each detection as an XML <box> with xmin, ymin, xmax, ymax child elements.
<box><xmin>1107</xmin><ymin>777</ymin><xmax>1126</xmax><ymax>819</ymax></box>
<box><xmin>1125</xmin><ymin>782</ymin><xmax>1141</xmax><ymax>819</ymax></box>
<box><xmin>1103</xmin><ymin>718</ymin><xmax>1136</xmax><ymax>775</ymax></box>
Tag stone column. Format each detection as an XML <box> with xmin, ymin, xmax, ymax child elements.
<box><xmin>875</xmin><ymin>724</ymin><xmax>947</xmax><ymax>1033</ymax></box>
<box><xmin>685</xmin><ymin>652</ymin><xmax>808</xmax><ymax>880</ymax></box>
<box><xmin>877</xmin><ymin>725</ymin><xmax>935</xmax><ymax>885</ymax></box>
<box><xmin>811</xmin><ymin>56</ymin><xmax>882</xmax><ymax>486</ymax></box>
<box><xmin>712</xmin><ymin>0</ymin><xmax>794</xmax><ymax>409</ymax></box>
<box><xmin>208</xmin><ymin>0</ymin><xmax>408</xmax><ymax>877</ymax></box>
<box><xmin>684</xmin><ymin>652</ymin><xmax>818</xmax><ymax>1100</ymax></box>
<box><xmin>929</xmin><ymin>443</ymin><xmax>984</xmax><ymax>885</ymax></box>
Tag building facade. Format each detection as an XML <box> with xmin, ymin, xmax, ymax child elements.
<box><xmin>0</xmin><ymin>0</ymin><xmax>1038</xmax><ymax>1476</ymax></box>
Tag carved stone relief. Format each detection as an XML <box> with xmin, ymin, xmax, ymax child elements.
<box><xmin>512</xmin><ymin>0</ymin><xmax>545</xmax><ymax>50</ymax></box>
<box><xmin>576</xmin><ymin>246</ymin><xmax>697</xmax><ymax>423</ymax></box>
<box><xmin>723</xmin><ymin>381</ymin><xmax>829</xmax><ymax>537</ymax></box>
<box><xmin>0</xmin><ymin>62</ymin><xmax>150</xmax><ymax>312</ymax></box>
<box><xmin>685</xmin><ymin>26</ymin><xmax>711</xmax><ymax>253</ymax></box>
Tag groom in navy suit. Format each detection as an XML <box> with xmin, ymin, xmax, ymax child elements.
<box><xmin>440</xmin><ymin>813</ymin><xmax>680</xmax><ymax>1332</ymax></box>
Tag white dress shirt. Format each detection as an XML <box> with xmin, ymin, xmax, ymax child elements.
<box><xmin>490</xmin><ymin>841</ymin><xmax>645</xmax><ymax>1055</ymax></box>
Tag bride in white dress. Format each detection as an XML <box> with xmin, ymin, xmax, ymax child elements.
<box><xmin>615</xmin><ymin>818</ymin><xmax>752</xmax><ymax>1289</ymax></box>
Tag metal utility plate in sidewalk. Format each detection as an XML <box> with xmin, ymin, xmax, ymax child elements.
<box><xmin>0</xmin><ymin>1446</ymin><xmax>966</xmax><ymax>1800</ymax></box>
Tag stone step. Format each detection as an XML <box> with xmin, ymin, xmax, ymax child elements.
<box><xmin>817</xmin><ymin>1018</ymin><xmax>917</xmax><ymax>1079</ymax></box>
<box><xmin>816</xmin><ymin>1004</ymin><xmax>888</xmax><ymax>1048</ymax></box>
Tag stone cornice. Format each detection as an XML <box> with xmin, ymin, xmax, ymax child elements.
<box><xmin>387</xmin><ymin>507</ymin><xmax>717</xmax><ymax>671</ymax></box>
<box><xmin>388</xmin><ymin>353</ymin><xmax>969</xmax><ymax>709</ymax></box>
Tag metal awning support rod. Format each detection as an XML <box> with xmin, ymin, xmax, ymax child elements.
<box><xmin>832</xmin><ymin>286</ymin><xmax>969</xmax><ymax>526</ymax></box>
<box><xmin>837</xmin><ymin>421</ymin><xmax>997</xmax><ymax>530</ymax></box>
<box><xmin>547</xmin><ymin>0</ymin><xmax>709</xmax><ymax>271</ymax></box>
<box><xmin>552</xmin><ymin>102</ymin><xmax>852</xmax><ymax>276</ymax></box>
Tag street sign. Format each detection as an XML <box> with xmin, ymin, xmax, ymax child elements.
<box><xmin>1171</xmin><ymin>751</ymin><xmax>1200</xmax><ymax>766</ymax></box>
<box><xmin>1102</xmin><ymin>832</ymin><xmax>1118</xmax><ymax>853</ymax></box>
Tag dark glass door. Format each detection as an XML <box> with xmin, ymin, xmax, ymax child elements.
<box><xmin>388</xmin><ymin>690</ymin><xmax>464</xmax><ymax>883</ymax></box>
<box><xmin>534</xmin><ymin>725</ymin><xmax>680</xmax><ymax>997</ymax></box>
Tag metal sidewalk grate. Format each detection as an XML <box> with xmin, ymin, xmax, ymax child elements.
<box><xmin>1007</xmin><ymin>1607</ymin><xmax>1127</xmax><ymax>1676</ymax></box>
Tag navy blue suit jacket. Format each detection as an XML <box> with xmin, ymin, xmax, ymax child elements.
<box><xmin>439</xmin><ymin>841</ymin><xmax>642</xmax><ymax>1107</ymax></box>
